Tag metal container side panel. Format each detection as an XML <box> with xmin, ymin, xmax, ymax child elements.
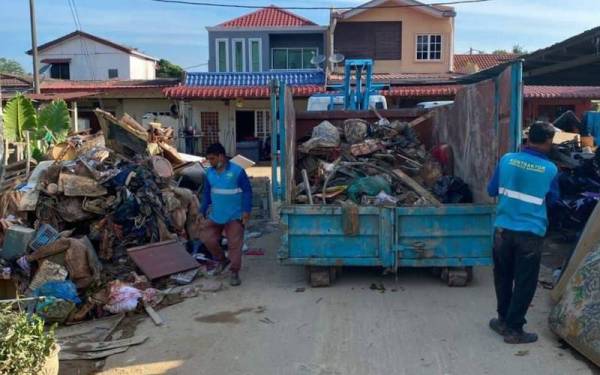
<box><xmin>395</xmin><ymin>204</ymin><xmax>495</xmax><ymax>267</ymax></box>
<box><xmin>278</xmin><ymin>205</ymin><xmax>394</xmax><ymax>267</ymax></box>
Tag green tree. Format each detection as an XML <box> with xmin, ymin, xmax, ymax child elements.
<box><xmin>511</xmin><ymin>44</ymin><xmax>527</xmax><ymax>54</ymax></box>
<box><xmin>0</xmin><ymin>58</ymin><xmax>26</xmax><ymax>75</ymax></box>
<box><xmin>156</xmin><ymin>59</ymin><xmax>184</xmax><ymax>78</ymax></box>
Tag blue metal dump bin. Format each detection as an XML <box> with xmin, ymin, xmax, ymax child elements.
<box><xmin>270</xmin><ymin>61</ymin><xmax>523</xmax><ymax>287</ymax></box>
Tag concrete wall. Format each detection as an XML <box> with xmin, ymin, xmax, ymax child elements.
<box><xmin>129</xmin><ymin>55</ymin><xmax>156</xmax><ymax>80</ymax></box>
<box><xmin>335</xmin><ymin>2</ymin><xmax>454</xmax><ymax>74</ymax></box>
<box><xmin>208</xmin><ymin>30</ymin><xmax>326</xmax><ymax>72</ymax></box>
<box><xmin>38</xmin><ymin>35</ymin><xmax>155</xmax><ymax>80</ymax></box>
<box><xmin>523</xmin><ymin>98</ymin><xmax>593</xmax><ymax>126</ymax></box>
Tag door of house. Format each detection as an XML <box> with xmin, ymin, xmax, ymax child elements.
<box><xmin>199</xmin><ymin>111</ymin><xmax>220</xmax><ymax>155</ymax></box>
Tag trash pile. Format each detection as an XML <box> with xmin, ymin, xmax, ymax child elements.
<box><xmin>295</xmin><ymin>117</ymin><xmax>472</xmax><ymax>206</ymax></box>
<box><xmin>548</xmin><ymin>131</ymin><xmax>600</xmax><ymax>233</ymax></box>
<box><xmin>0</xmin><ymin>110</ymin><xmax>219</xmax><ymax>325</ymax></box>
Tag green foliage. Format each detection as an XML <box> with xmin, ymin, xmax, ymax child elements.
<box><xmin>2</xmin><ymin>94</ymin><xmax>37</xmax><ymax>142</ymax></box>
<box><xmin>2</xmin><ymin>96</ymin><xmax>71</xmax><ymax>160</ymax></box>
<box><xmin>37</xmin><ymin>100</ymin><xmax>71</xmax><ymax>143</ymax></box>
<box><xmin>511</xmin><ymin>44</ymin><xmax>527</xmax><ymax>54</ymax></box>
<box><xmin>0</xmin><ymin>58</ymin><xmax>26</xmax><ymax>75</ymax></box>
<box><xmin>156</xmin><ymin>58</ymin><xmax>184</xmax><ymax>78</ymax></box>
<box><xmin>0</xmin><ymin>305</ymin><xmax>56</xmax><ymax>375</ymax></box>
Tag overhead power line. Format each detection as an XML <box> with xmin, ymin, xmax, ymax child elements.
<box><xmin>150</xmin><ymin>0</ymin><xmax>492</xmax><ymax>10</ymax></box>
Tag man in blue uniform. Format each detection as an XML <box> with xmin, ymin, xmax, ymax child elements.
<box><xmin>487</xmin><ymin>121</ymin><xmax>559</xmax><ymax>344</ymax></box>
<box><xmin>200</xmin><ymin>143</ymin><xmax>252</xmax><ymax>286</ymax></box>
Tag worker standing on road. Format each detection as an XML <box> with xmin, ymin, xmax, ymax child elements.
<box><xmin>199</xmin><ymin>143</ymin><xmax>253</xmax><ymax>286</ymax></box>
<box><xmin>487</xmin><ymin>121</ymin><xmax>559</xmax><ymax>344</ymax></box>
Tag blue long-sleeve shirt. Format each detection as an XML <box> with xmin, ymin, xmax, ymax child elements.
<box><xmin>200</xmin><ymin>162</ymin><xmax>253</xmax><ymax>223</ymax></box>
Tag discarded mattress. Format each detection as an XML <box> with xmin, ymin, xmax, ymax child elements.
<box><xmin>549</xmin><ymin>244</ymin><xmax>600</xmax><ymax>367</ymax></box>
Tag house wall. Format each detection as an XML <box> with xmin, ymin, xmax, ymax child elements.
<box><xmin>523</xmin><ymin>98</ymin><xmax>593</xmax><ymax>126</ymax></box>
<box><xmin>335</xmin><ymin>3</ymin><xmax>453</xmax><ymax>74</ymax></box>
<box><xmin>38</xmin><ymin>36</ymin><xmax>155</xmax><ymax>80</ymax></box>
<box><xmin>208</xmin><ymin>30</ymin><xmax>326</xmax><ymax>72</ymax></box>
<box><xmin>121</xmin><ymin>98</ymin><xmax>175</xmax><ymax>123</ymax></box>
<box><xmin>129</xmin><ymin>55</ymin><xmax>157</xmax><ymax>80</ymax></box>
<box><xmin>189</xmin><ymin>98</ymin><xmax>307</xmax><ymax>155</ymax></box>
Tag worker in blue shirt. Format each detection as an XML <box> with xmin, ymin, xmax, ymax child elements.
<box><xmin>487</xmin><ymin>121</ymin><xmax>559</xmax><ymax>344</ymax></box>
<box><xmin>199</xmin><ymin>143</ymin><xmax>253</xmax><ymax>286</ymax></box>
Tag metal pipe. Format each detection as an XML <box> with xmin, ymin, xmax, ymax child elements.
<box><xmin>29</xmin><ymin>0</ymin><xmax>41</xmax><ymax>95</ymax></box>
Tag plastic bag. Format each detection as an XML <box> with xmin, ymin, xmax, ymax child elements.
<box><xmin>299</xmin><ymin>121</ymin><xmax>340</xmax><ymax>152</ymax></box>
<box><xmin>374</xmin><ymin>191</ymin><xmax>399</xmax><ymax>206</ymax></box>
<box><xmin>344</xmin><ymin>119</ymin><xmax>368</xmax><ymax>144</ymax></box>
<box><xmin>432</xmin><ymin>176</ymin><xmax>473</xmax><ymax>204</ymax></box>
<box><xmin>348</xmin><ymin>175</ymin><xmax>391</xmax><ymax>203</ymax></box>
<box><xmin>104</xmin><ymin>281</ymin><xmax>142</xmax><ymax>314</ymax></box>
<box><xmin>34</xmin><ymin>280</ymin><xmax>81</xmax><ymax>304</ymax></box>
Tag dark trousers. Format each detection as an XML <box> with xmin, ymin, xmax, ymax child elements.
<box><xmin>493</xmin><ymin>228</ymin><xmax>543</xmax><ymax>331</ymax></box>
<box><xmin>199</xmin><ymin>220</ymin><xmax>244</xmax><ymax>272</ymax></box>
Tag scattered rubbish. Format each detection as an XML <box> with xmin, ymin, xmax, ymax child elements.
<box><xmin>295</xmin><ymin>287</ymin><xmax>306</xmax><ymax>293</ymax></box>
<box><xmin>170</xmin><ymin>269</ymin><xmax>199</xmax><ymax>285</ymax></box>
<box><xmin>245</xmin><ymin>231</ymin><xmax>262</xmax><ymax>240</ymax></box>
<box><xmin>369</xmin><ymin>283</ymin><xmax>386</xmax><ymax>293</ymax></box>
<box><xmin>298</xmin><ymin>121</ymin><xmax>340</xmax><ymax>152</ymax></box>
<box><xmin>143</xmin><ymin>303</ymin><xmax>164</xmax><ymax>326</ymax></box>
<box><xmin>0</xmin><ymin>225</ymin><xmax>35</xmax><ymax>260</ymax></box>
<box><xmin>34</xmin><ymin>280</ymin><xmax>81</xmax><ymax>304</ymax></box>
<box><xmin>315</xmin><ymin>297</ymin><xmax>322</xmax><ymax>304</ymax></box>
<box><xmin>28</xmin><ymin>261</ymin><xmax>69</xmax><ymax>291</ymax></box>
<box><xmin>104</xmin><ymin>281</ymin><xmax>143</xmax><ymax>314</ymax></box>
<box><xmin>514</xmin><ymin>350</ymin><xmax>529</xmax><ymax>357</ymax></box>
<box><xmin>259</xmin><ymin>317</ymin><xmax>275</xmax><ymax>324</ymax></box>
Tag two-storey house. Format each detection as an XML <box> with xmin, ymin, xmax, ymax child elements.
<box><xmin>206</xmin><ymin>6</ymin><xmax>328</xmax><ymax>73</ymax></box>
<box><xmin>331</xmin><ymin>0</ymin><xmax>455</xmax><ymax>75</ymax></box>
<box><xmin>28</xmin><ymin>31</ymin><xmax>158</xmax><ymax>81</ymax></box>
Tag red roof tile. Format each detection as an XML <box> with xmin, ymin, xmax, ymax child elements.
<box><xmin>164</xmin><ymin>85</ymin><xmax>324</xmax><ymax>99</ymax></box>
<box><xmin>217</xmin><ymin>6</ymin><xmax>317</xmax><ymax>28</ymax></box>
<box><xmin>524</xmin><ymin>86</ymin><xmax>600</xmax><ymax>99</ymax></box>
<box><xmin>1</xmin><ymin>73</ymin><xmax>32</xmax><ymax>88</ymax></box>
<box><xmin>385</xmin><ymin>85</ymin><xmax>461</xmax><ymax>97</ymax></box>
<box><xmin>454</xmin><ymin>54</ymin><xmax>520</xmax><ymax>74</ymax></box>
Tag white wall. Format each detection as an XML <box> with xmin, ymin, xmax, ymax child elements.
<box><xmin>129</xmin><ymin>55</ymin><xmax>156</xmax><ymax>80</ymax></box>
<box><xmin>39</xmin><ymin>35</ymin><xmax>155</xmax><ymax>80</ymax></box>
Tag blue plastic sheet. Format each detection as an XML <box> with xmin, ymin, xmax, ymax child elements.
<box><xmin>34</xmin><ymin>280</ymin><xmax>81</xmax><ymax>304</ymax></box>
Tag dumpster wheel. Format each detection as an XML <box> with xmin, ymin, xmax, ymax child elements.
<box><xmin>307</xmin><ymin>266</ymin><xmax>338</xmax><ymax>287</ymax></box>
<box><xmin>441</xmin><ymin>267</ymin><xmax>473</xmax><ymax>287</ymax></box>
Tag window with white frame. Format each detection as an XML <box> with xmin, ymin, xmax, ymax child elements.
<box><xmin>416</xmin><ymin>34</ymin><xmax>442</xmax><ymax>61</ymax></box>
<box><xmin>249</xmin><ymin>38</ymin><xmax>262</xmax><ymax>72</ymax></box>
<box><xmin>255</xmin><ymin>110</ymin><xmax>271</xmax><ymax>140</ymax></box>
<box><xmin>215</xmin><ymin>38</ymin><xmax>229</xmax><ymax>72</ymax></box>
<box><xmin>232</xmin><ymin>39</ymin><xmax>246</xmax><ymax>72</ymax></box>
<box><xmin>271</xmin><ymin>48</ymin><xmax>318</xmax><ymax>70</ymax></box>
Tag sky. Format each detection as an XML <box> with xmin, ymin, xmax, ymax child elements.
<box><xmin>1</xmin><ymin>0</ymin><xmax>599</xmax><ymax>73</ymax></box>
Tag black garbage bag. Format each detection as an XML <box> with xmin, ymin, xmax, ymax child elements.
<box><xmin>432</xmin><ymin>176</ymin><xmax>473</xmax><ymax>204</ymax></box>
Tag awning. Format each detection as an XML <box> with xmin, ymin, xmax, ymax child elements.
<box><xmin>163</xmin><ymin>85</ymin><xmax>324</xmax><ymax>99</ymax></box>
<box><xmin>27</xmin><ymin>91</ymin><xmax>100</xmax><ymax>101</ymax></box>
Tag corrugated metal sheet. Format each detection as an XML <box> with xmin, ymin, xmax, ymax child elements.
<box><xmin>185</xmin><ymin>71</ymin><xmax>325</xmax><ymax>87</ymax></box>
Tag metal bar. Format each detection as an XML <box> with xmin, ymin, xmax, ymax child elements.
<box><xmin>270</xmin><ymin>79</ymin><xmax>279</xmax><ymax>201</ymax></box>
<box><xmin>279</xmin><ymin>82</ymin><xmax>287</xmax><ymax>202</ymax></box>
<box><xmin>301</xmin><ymin>169</ymin><xmax>313</xmax><ymax>204</ymax></box>
<box><xmin>510</xmin><ymin>60</ymin><xmax>524</xmax><ymax>152</ymax></box>
<box><xmin>29</xmin><ymin>0</ymin><xmax>41</xmax><ymax>94</ymax></box>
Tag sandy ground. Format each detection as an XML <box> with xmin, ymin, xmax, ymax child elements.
<box><xmin>93</xmin><ymin>228</ymin><xmax>596</xmax><ymax>375</ymax></box>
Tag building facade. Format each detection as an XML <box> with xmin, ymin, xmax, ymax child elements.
<box><xmin>29</xmin><ymin>31</ymin><xmax>158</xmax><ymax>81</ymax></box>
<box><xmin>206</xmin><ymin>6</ymin><xmax>328</xmax><ymax>73</ymax></box>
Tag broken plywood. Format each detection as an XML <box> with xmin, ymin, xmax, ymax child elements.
<box><xmin>127</xmin><ymin>240</ymin><xmax>199</xmax><ymax>280</ymax></box>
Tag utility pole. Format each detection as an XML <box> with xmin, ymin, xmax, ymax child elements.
<box><xmin>29</xmin><ymin>0</ymin><xmax>40</xmax><ymax>94</ymax></box>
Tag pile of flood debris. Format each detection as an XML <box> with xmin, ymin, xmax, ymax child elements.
<box><xmin>0</xmin><ymin>109</ymin><xmax>228</xmax><ymax>330</ymax></box>
<box><xmin>294</xmin><ymin>115</ymin><xmax>473</xmax><ymax>206</ymax></box>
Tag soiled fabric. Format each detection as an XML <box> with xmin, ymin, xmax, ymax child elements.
<box><xmin>549</xmin><ymin>245</ymin><xmax>600</xmax><ymax>367</ymax></box>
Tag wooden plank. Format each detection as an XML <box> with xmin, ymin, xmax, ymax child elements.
<box><xmin>525</xmin><ymin>53</ymin><xmax>600</xmax><ymax>78</ymax></box>
<box><xmin>408</xmin><ymin>112</ymin><xmax>434</xmax><ymax>128</ymax></box>
<box><xmin>56</xmin><ymin>314</ymin><xmax>124</xmax><ymax>343</ymax></box>
<box><xmin>59</xmin><ymin>347</ymin><xmax>128</xmax><ymax>360</ymax></box>
<box><xmin>301</xmin><ymin>169</ymin><xmax>313</xmax><ymax>205</ymax></box>
<box><xmin>144</xmin><ymin>303</ymin><xmax>164</xmax><ymax>326</ymax></box>
<box><xmin>61</xmin><ymin>336</ymin><xmax>148</xmax><ymax>353</ymax></box>
<box><xmin>553</xmin><ymin>131</ymin><xmax>579</xmax><ymax>145</ymax></box>
<box><xmin>551</xmin><ymin>202</ymin><xmax>600</xmax><ymax>302</ymax></box>
<box><xmin>391</xmin><ymin>169</ymin><xmax>442</xmax><ymax>206</ymax></box>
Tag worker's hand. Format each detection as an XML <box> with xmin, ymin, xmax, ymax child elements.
<box><xmin>242</xmin><ymin>212</ymin><xmax>250</xmax><ymax>226</ymax></box>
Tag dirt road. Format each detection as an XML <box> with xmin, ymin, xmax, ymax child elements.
<box><xmin>98</xmin><ymin>229</ymin><xmax>595</xmax><ymax>375</ymax></box>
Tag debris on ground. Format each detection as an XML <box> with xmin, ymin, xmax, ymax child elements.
<box><xmin>0</xmin><ymin>110</ymin><xmax>234</xmax><ymax>362</ymax></box>
<box><xmin>294</xmin><ymin>116</ymin><xmax>470</xmax><ymax>207</ymax></box>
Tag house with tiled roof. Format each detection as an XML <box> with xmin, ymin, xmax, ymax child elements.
<box><xmin>207</xmin><ymin>5</ymin><xmax>328</xmax><ymax>73</ymax></box>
